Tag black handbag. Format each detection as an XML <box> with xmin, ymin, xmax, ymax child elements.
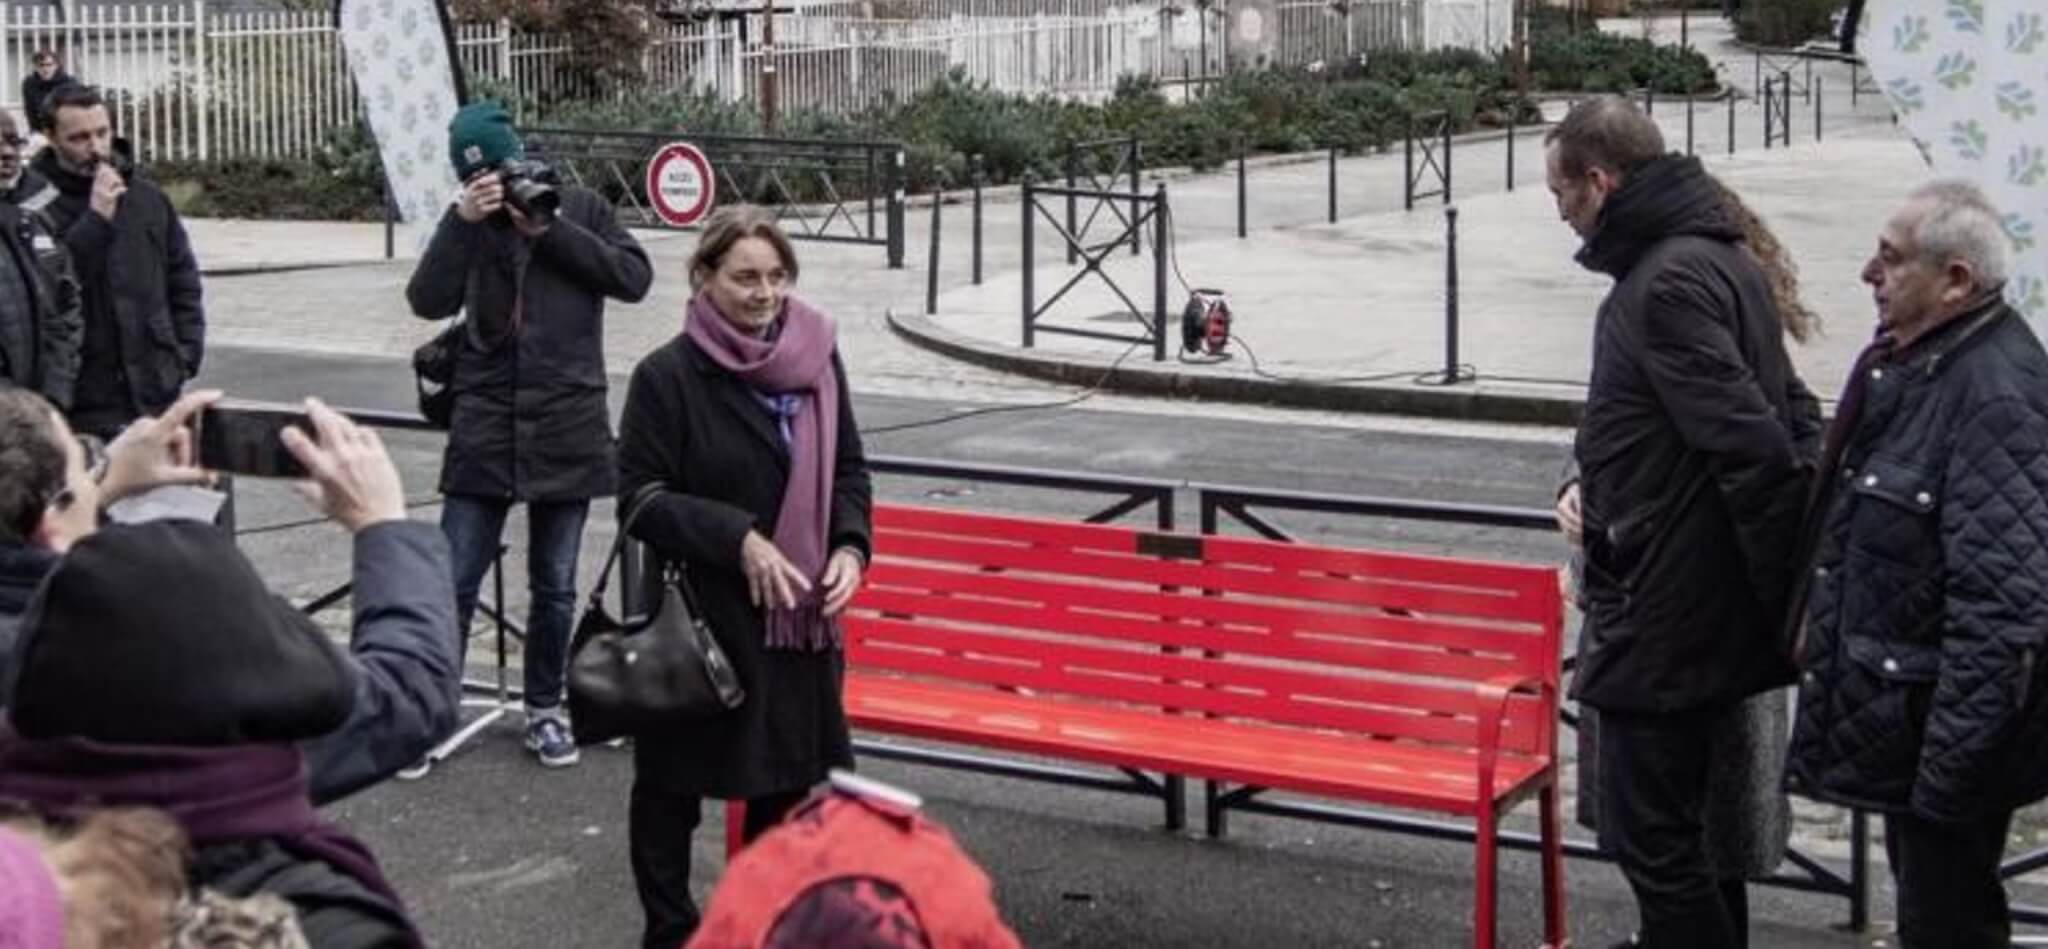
<box><xmin>411</xmin><ymin>319</ymin><xmax>466</xmax><ymax>429</ymax></box>
<box><xmin>567</xmin><ymin>487</ymin><xmax>746</xmax><ymax>745</ymax></box>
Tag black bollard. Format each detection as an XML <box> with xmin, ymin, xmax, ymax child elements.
<box><xmin>1686</xmin><ymin>93</ymin><xmax>1696</xmax><ymax>155</ymax></box>
<box><xmin>1064</xmin><ymin>148</ymin><xmax>1078</xmax><ymax>265</ymax></box>
<box><xmin>971</xmin><ymin>154</ymin><xmax>984</xmax><ymax>285</ymax></box>
<box><xmin>1327</xmin><ymin>145</ymin><xmax>1338</xmax><ymax>223</ymax></box>
<box><xmin>1237</xmin><ymin>140</ymin><xmax>1247</xmax><ymax>239</ymax></box>
<box><xmin>1444</xmin><ymin>205</ymin><xmax>1462</xmax><ymax>383</ymax></box>
<box><xmin>1022</xmin><ymin>175</ymin><xmax>1035</xmax><ymax>349</ymax></box>
<box><xmin>383</xmin><ymin>182</ymin><xmax>395</xmax><ymax>260</ymax></box>
<box><xmin>1506</xmin><ymin>106</ymin><xmax>1516</xmax><ymax>192</ymax></box>
<box><xmin>1152</xmin><ymin>182</ymin><xmax>1169</xmax><ymax>363</ymax></box>
<box><xmin>926</xmin><ymin>184</ymin><xmax>942</xmax><ymax>316</ymax></box>
<box><xmin>1727</xmin><ymin>89</ymin><xmax>1737</xmax><ymax>156</ymax></box>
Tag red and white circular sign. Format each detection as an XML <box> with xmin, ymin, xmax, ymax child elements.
<box><xmin>645</xmin><ymin>142</ymin><xmax>716</xmax><ymax>228</ymax></box>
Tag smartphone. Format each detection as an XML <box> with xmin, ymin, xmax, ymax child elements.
<box><xmin>196</xmin><ymin>403</ymin><xmax>312</xmax><ymax>479</ymax></box>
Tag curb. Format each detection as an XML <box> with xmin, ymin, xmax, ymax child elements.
<box><xmin>887</xmin><ymin>309</ymin><xmax>1585</xmax><ymax>427</ymax></box>
<box><xmin>202</xmin><ymin>258</ymin><xmax>400</xmax><ymax>277</ymax></box>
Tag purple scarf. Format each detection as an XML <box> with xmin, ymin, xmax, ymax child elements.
<box><xmin>0</xmin><ymin>728</ymin><xmax>422</xmax><ymax>948</ymax></box>
<box><xmin>685</xmin><ymin>293</ymin><xmax>842</xmax><ymax>651</ymax></box>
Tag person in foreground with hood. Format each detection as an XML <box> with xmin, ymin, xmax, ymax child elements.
<box><xmin>0</xmin><ymin>505</ymin><xmax>428</xmax><ymax>945</ymax></box>
<box><xmin>0</xmin><ymin>387</ymin><xmax>462</xmax><ymax>807</ymax></box>
<box><xmin>1547</xmin><ymin>96</ymin><xmax>1819</xmax><ymax>949</ymax></box>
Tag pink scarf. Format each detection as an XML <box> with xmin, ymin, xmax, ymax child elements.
<box><xmin>685</xmin><ymin>294</ymin><xmax>841</xmax><ymax>651</ymax></box>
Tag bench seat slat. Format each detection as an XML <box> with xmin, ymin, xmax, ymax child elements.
<box><xmin>848</xmin><ymin>617</ymin><xmax>1550</xmax><ymax>755</ymax></box>
<box><xmin>847</xmin><ymin>674</ymin><xmax>1550</xmax><ymax>813</ymax></box>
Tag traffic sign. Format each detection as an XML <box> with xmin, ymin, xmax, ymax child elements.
<box><xmin>645</xmin><ymin>142</ymin><xmax>716</xmax><ymax>228</ymax></box>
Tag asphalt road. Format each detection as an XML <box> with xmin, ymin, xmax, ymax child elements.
<box><xmin>190</xmin><ymin>343</ymin><xmax>1899</xmax><ymax>948</ymax></box>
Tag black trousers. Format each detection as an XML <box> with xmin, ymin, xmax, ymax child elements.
<box><xmin>628</xmin><ymin>778</ymin><xmax>808</xmax><ymax>949</ymax></box>
<box><xmin>1598</xmin><ymin>706</ymin><xmax>1747</xmax><ymax>949</ymax></box>
<box><xmin>1884</xmin><ymin>808</ymin><xmax>2015</xmax><ymax>949</ymax></box>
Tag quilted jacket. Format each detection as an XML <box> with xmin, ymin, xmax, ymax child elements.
<box><xmin>1785</xmin><ymin>299</ymin><xmax>2048</xmax><ymax>821</ymax></box>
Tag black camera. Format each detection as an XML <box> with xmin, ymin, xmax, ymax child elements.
<box><xmin>489</xmin><ymin>158</ymin><xmax>561</xmax><ymax>224</ymax></box>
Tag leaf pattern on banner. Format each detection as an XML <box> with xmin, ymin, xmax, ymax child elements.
<box><xmin>1952</xmin><ymin>119</ymin><xmax>1990</xmax><ymax>159</ymax></box>
<box><xmin>1947</xmin><ymin>0</ymin><xmax>1984</xmax><ymax>34</ymax></box>
<box><xmin>1867</xmin><ymin>0</ymin><xmax>2048</xmax><ymax>325</ymax></box>
<box><xmin>2005</xmin><ymin>212</ymin><xmax>2037</xmax><ymax>251</ymax></box>
<box><xmin>2011</xmin><ymin>13</ymin><xmax>2045</xmax><ymax>53</ymax></box>
<box><xmin>1888</xmin><ymin>76</ymin><xmax>1928</xmax><ymax>111</ymax></box>
<box><xmin>1897</xmin><ymin>15</ymin><xmax>1933</xmax><ymax>52</ymax></box>
<box><xmin>339</xmin><ymin>0</ymin><xmax>461</xmax><ymax>228</ymax></box>
<box><xmin>1936</xmin><ymin>51</ymin><xmax>1978</xmax><ymax>88</ymax></box>
<box><xmin>1997</xmin><ymin>81</ymin><xmax>2038</xmax><ymax>119</ymax></box>
<box><xmin>2012</xmin><ymin>144</ymin><xmax>2047</xmax><ymax>185</ymax></box>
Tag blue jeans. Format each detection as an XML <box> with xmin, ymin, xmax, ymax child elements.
<box><xmin>441</xmin><ymin>495</ymin><xmax>590</xmax><ymax>711</ymax></box>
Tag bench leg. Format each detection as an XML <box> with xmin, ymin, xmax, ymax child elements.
<box><xmin>1204</xmin><ymin>780</ymin><xmax>1228</xmax><ymax>838</ymax></box>
<box><xmin>1540</xmin><ymin>780</ymin><xmax>1567</xmax><ymax>948</ymax></box>
<box><xmin>1164</xmin><ymin>774</ymin><xmax>1186</xmax><ymax>831</ymax></box>
<box><xmin>1473</xmin><ymin>803</ymin><xmax>1498</xmax><ymax>949</ymax></box>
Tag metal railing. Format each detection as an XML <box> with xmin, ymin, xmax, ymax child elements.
<box><xmin>1404</xmin><ymin>110</ymin><xmax>1451</xmax><ymax>211</ymax></box>
<box><xmin>521</xmin><ymin>126</ymin><xmax>907</xmax><ymax>268</ymax></box>
<box><xmin>1063</xmin><ymin>136</ymin><xmax>1144</xmax><ymax>263</ymax></box>
<box><xmin>1019</xmin><ymin>177</ymin><xmax>1171</xmax><ymax>361</ymax></box>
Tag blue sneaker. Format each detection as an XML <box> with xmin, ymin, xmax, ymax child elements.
<box><xmin>524</xmin><ymin>714</ymin><xmax>579</xmax><ymax>768</ymax></box>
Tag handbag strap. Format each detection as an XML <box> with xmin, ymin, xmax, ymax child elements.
<box><xmin>589</xmin><ymin>483</ymin><xmax>667</xmax><ymax>606</ymax></box>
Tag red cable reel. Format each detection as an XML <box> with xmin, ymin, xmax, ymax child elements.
<box><xmin>1179</xmin><ymin>288</ymin><xmax>1232</xmax><ymax>358</ymax></box>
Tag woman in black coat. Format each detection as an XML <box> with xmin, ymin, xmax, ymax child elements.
<box><xmin>616</xmin><ymin>205</ymin><xmax>872</xmax><ymax>949</ymax></box>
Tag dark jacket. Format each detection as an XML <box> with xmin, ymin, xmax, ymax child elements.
<box><xmin>1785</xmin><ymin>300</ymin><xmax>2048</xmax><ymax>822</ymax></box>
<box><xmin>0</xmin><ymin>523</ymin><xmax>460</xmax><ymax>807</ymax></box>
<box><xmin>30</xmin><ymin>142</ymin><xmax>204</xmax><ymax>434</ymax></box>
<box><xmin>300</xmin><ymin>521</ymin><xmax>461</xmax><ymax>806</ymax></box>
<box><xmin>616</xmin><ymin>331</ymin><xmax>872</xmax><ymax>798</ymax></box>
<box><xmin>405</xmin><ymin>186</ymin><xmax>651</xmax><ymax>501</ymax></box>
<box><xmin>0</xmin><ymin>175</ymin><xmax>82</xmax><ymax>407</ymax></box>
<box><xmin>20</xmin><ymin>71</ymin><xmax>72</xmax><ymax>133</ymax></box>
<box><xmin>1568</xmin><ymin>155</ymin><xmax>1820</xmax><ymax>714</ymax></box>
<box><xmin>0</xmin><ymin>542</ymin><xmax>58</xmax><ymax>703</ymax></box>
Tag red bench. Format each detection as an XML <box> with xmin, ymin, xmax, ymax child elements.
<box><xmin>836</xmin><ymin>504</ymin><xmax>1568</xmax><ymax>947</ymax></box>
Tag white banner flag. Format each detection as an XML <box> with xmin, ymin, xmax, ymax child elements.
<box><xmin>1861</xmin><ymin>0</ymin><xmax>2047</xmax><ymax>324</ymax></box>
<box><xmin>336</xmin><ymin>0</ymin><xmax>463</xmax><ymax>226</ymax></box>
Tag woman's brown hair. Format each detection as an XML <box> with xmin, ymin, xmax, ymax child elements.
<box><xmin>1707</xmin><ymin>174</ymin><xmax>1821</xmax><ymax>344</ymax></box>
<box><xmin>687</xmin><ymin>205</ymin><xmax>800</xmax><ymax>291</ymax></box>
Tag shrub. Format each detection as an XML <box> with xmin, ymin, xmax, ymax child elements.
<box><xmin>1735</xmin><ymin>0</ymin><xmax>1840</xmax><ymax>47</ymax></box>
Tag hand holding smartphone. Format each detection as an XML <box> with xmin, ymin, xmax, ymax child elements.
<box><xmin>194</xmin><ymin>402</ymin><xmax>313</xmax><ymax>479</ymax></box>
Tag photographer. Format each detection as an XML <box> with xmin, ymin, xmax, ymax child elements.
<box><xmin>0</xmin><ymin>386</ymin><xmax>462</xmax><ymax>807</ymax></box>
<box><xmin>406</xmin><ymin>102</ymin><xmax>651</xmax><ymax>769</ymax></box>
<box><xmin>29</xmin><ymin>84</ymin><xmax>203</xmax><ymax>441</ymax></box>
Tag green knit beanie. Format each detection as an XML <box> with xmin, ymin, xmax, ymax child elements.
<box><xmin>448</xmin><ymin>102</ymin><xmax>522</xmax><ymax>181</ymax></box>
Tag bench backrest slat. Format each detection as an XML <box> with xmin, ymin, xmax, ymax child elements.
<box><xmin>848</xmin><ymin>505</ymin><xmax>1563</xmax><ymax>758</ymax></box>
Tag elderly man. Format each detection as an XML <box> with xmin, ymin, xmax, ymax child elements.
<box><xmin>1785</xmin><ymin>180</ymin><xmax>2048</xmax><ymax>948</ymax></box>
<box><xmin>0</xmin><ymin>110</ymin><xmax>77</xmax><ymax>408</ymax></box>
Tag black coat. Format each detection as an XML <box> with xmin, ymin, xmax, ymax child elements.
<box><xmin>30</xmin><ymin>144</ymin><xmax>203</xmax><ymax>432</ymax></box>
<box><xmin>20</xmin><ymin>71</ymin><xmax>71</xmax><ymax>133</ymax></box>
<box><xmin>0</xmin><ymin>195</ymin><xmax>80</xmax><ymax>408</ymax></box>
<box><xmin>1569</xmin><ymin>156</ymin><xmax>1820</xmax><ymax>714</ymax></box>
<box><xmin>406</xmin><ymin>187</ymin><xmax>651</xmax><ymax>502</ymax></box>
<box><xmin>616</xmin><ymin>331</ymin><xmax>872</xmax><ymax>799</ymax></box>
<box><xmin>1786</xmin><ymin>301</ymin><xmax>2048</xmax><ymax>822</ymax></box>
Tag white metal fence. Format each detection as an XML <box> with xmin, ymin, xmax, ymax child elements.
<box><xmin>0</xmin><ymin>0</ymin><xmax>1475</xmax><ymax>163</ymax></box>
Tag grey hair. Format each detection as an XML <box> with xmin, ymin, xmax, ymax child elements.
<box><xmin>1907</xmin><ymin>179</ymin><xmax>2010</xmax><ymax>287</ymax></box>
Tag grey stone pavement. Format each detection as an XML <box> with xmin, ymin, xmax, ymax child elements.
<box><xmin>171</xmin><ymin>13</ymin><xmax>2048</xmax><ymax>947</ymax></box>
